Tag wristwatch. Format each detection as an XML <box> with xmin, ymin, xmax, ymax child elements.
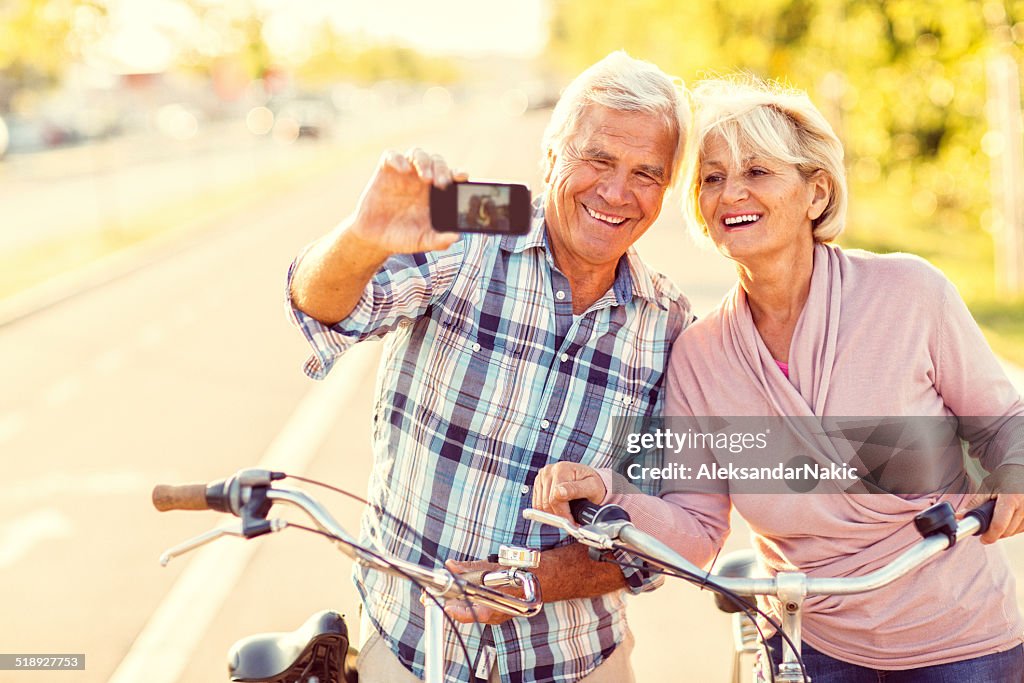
<box><xmin>495</xmin><ymin>545</ymin><xmax>541</xmax><ymax>569</ymax></box>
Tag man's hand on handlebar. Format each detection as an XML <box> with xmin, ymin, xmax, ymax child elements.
<box><xmin>442</xmin><ymin>559</ymin><xmax>517</xmax><ymax>625</ymax></box>
<box><xmin>532</xmin><ymin>463</ymin><xmax>607</xmax><ymax>522</ymax></box>
<box><xmin>967</xmin><ymin>463</ymin><xmax>1024</xmax><ymax>544</ymax></box>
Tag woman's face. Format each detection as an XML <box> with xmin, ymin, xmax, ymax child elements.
<box><xmin>697</xmin><ymin>133</ymin><xmax>828</xmax><ymax>265</ymax></box>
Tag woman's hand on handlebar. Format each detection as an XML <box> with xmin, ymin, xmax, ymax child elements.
<box><xmin>967</xmin><ymin>463</ymin><xmax>1024</xmax><ymax>544</ymax></box>
<box><xmin>532</xmin><ymin>463</ymin><xmax>607</xmax><ymax>521</ymax></box>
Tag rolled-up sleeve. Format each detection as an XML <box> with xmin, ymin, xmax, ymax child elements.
<box><xmin>285</xmin><ymin>237</ymin><xmax>469</xmax><ymax>379</ymax></box>
<box><xmin>613</xmin><ymin>548</ymin><xmax>665</xmax><ymax>594</ymax></box>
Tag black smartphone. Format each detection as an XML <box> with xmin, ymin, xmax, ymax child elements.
<box><xmin>430</xmin><ymin>180</ymin><xmax>532</xmax><ymax>235</ymax></box>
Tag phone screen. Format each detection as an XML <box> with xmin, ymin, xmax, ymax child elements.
<box><xmin>431</xmin><ymin>181</ymin><xmax>531</xmax><ymax>235</ymax></box>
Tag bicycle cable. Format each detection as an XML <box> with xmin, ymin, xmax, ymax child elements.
<box><xmin>597</xmin><ymin>551</ymin><xmax>809</xmax><ymax>683</ymax></box>
<box><xmin>275</xmin><ymin>476</ymin><xmax>795</xmax><ymax>678</ymax></box>
<box><xmin>283</xmin><ymin>474</ymin><xmax>370</xmax><ymax>506</ymax></box>
<box><xmin>278</xmin><ymin>474</ymin><xmax>490</xmax><ymax>658</ymax></box>
<box><xmin>287</xmin><ymin>522</ymin><xmax>479</xmax><ymax>677</ymax></box>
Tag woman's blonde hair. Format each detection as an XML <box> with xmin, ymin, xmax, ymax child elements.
<box><xmin>681</xmin><ymin>76</ymin><xmax>847</xmax><ymax>242</ymax></box>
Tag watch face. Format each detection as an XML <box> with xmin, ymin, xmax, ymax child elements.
<box><xmin>499</xmin><ymin>545</ymin><xmax>541</xmax><ymax>568</ymax></box>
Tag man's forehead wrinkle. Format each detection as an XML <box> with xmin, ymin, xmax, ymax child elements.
<box><xmin>589</xmin><ymin>125</ymin><xmax>648</xmax><ymax>145</ymax></box>
<box><xmin>582</xmin><ymin>146</ymin><xmax>615</xmax><ymax>160</ymax></box>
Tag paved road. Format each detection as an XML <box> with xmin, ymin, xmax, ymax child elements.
<box><xmin>1</xmin><ymin>105</ymin><xmax>1022</xmax><ymax>683</ymax></box>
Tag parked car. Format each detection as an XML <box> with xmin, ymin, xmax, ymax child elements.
<box><xmin>271</xmin><ymin>97</ymin><xmax>336</xmax><ymax>141</ymax></box>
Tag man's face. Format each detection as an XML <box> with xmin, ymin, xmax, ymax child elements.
<box><xmin>543</xmin><ymin>105</ymin><xmax>677</xmax><ymax>278</ymax></box>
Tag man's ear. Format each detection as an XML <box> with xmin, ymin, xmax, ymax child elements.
<box><xmin>543</xmin><ymin>148</ymin><xmax>557</xmax><ymax>185</ymax></box>
<box><xmin>807</xmin><ymin>170</ymin><xmax>831</xmax><ymax>222</ymax></box>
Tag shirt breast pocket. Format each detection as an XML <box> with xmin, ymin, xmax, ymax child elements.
<box><xmin>466</xmin><ymin>334</ymin><xmax>530</xmax><ymax>434</ymax></box>
<box><xmin>611</xmin><ymin>370</ymin><xmax>661</xmax><ymax>424</ymax></box>
<box><xmin>609</xmin><ymin>337</ymin><xmax>664</xmax><ymax>419</ymax></box>
<box><xmin>420</xmin><ymin>316</ymin><xmax>529</xmax><ymax>435</ymax></box>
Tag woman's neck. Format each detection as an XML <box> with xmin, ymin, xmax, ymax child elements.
<box><xmin>735</xmin><ymin>244</ymin><xmax>816</xmax><ymax>361</ymax></box>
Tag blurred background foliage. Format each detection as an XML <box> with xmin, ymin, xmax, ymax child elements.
<box><xmin>0</xmin><ymin>0</ymin><xmax>103</xmax><ymax>88</ymax></box>
<box><xmin>1</xmin><ymin>0</ymin><xmax>1022</xmax><ymax>360</ymax></box>
<box><xmin>547</xmin><ymin>0</ymin><xmax>1024</xmax><ymax>362</ymax></box>
<box><xmin>0</xmin><ymin>0</ymin><xmax>460</xmax><ymax>105</ymax></box>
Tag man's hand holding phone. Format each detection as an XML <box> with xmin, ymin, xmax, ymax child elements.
<box><xmin>348</xmin><ymin>148</ymin><xmax>466</xmax><ymax>257</ymax></box>
<box><xmin>293</xmin><ymin>148</ymin><xmax>527</xmax><ymax>325</ymax></box>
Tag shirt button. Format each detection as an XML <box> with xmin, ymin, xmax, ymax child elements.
<box><xmin>560</xmin><ymin>353</ymin><xmax>569</xmax><ymax>363</ymax></box>
<box><xmin>622</xmin><ymin>396</ymin><xmax>633</xmax><ymax>406</ymax></box>
<box><xmin>472</xmin><ymin>342</ymin><xmax>481</xmax><ymax>352</ymax></box>
<box><xmin>520</xmin><ymin>484</ymin><xmax>530</xmax><ymax>495</ymax></box>
<box><xmin>555</xmin><ymin>290</ymin><xmax>566</xmax><ymax>301</ymax></box>
<box><xmin>399</xmin><ymin>319</ymin><xmax>412</xmax><ymax>329</ymax></box>
<box><xmin>540</xmin><ymin>419</ymin><xmax>550</xmax><ymax>430</ymax></box>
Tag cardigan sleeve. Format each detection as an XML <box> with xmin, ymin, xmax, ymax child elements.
<box><xmin>931</xmin><ymin>278</ymin><xmax>1024</xmax><ymax>471</ymax></box>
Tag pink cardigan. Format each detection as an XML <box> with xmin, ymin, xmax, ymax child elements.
<box><xmin>603</xmin><ymin>244</ymin><xmax>1024</xmax><ymax>668</ymax></box>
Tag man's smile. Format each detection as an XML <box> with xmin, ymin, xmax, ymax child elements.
<box><xmin>584</xmin><ymin>204</ymin><xmax>629</xmax><ymax>226</ymax></box>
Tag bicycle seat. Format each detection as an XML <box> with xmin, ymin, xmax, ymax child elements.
<box><xmin>712</xmin><ymin>549</ymin><xmax>759</xmax><ymax>614</ymax></box>
<box><xmin>228</xmin><ymin>609</ymin><xmax>355</xmax><ymax>682</ymax></box>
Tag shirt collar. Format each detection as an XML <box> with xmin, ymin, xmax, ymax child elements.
<box><xmin>499</xmin><ymin>204</ymin><xmax>670</xmax><ymax>311</ymax></box>
<box><xmin>622</xmin><ymin>247</ymin><xmax>671</xmax><ymax>310</ymax></box>
<box><xmin>499</xmin><ymin>202</ymin><xmax>547</xmax><ymax>254</ymax></box>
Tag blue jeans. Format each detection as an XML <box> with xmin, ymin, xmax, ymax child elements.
<box><xmin>765</xmin><ymin>635</ymin><xmax>1024</xmax><ymax>682</ymax></box>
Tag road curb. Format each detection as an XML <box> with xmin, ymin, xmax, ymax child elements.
<box><xmin>0</xmin><ymin>205</ymin><xmax>238</xmax><ymax>329</ymax></box>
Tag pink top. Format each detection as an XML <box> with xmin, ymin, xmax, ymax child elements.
<box><xmin>775</xmin><ymin>359</ymin><xmax>789</xmax><ymax>379</ymax></box>
<box><xmin>601</xmin><ymin>244</ymin><xmax>1024</xmax><ymax>668</ymax></box>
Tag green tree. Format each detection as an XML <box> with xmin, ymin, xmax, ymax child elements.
<box><xmin>294</xmin><ymin>23</ymin><xmax>459</xmax><ymax>86</ymax></box>
<box><xmin>0</xmin><ymin>0</ymin><xmax>107</xmax><ymax>103</ymax></box>
<box><xmin>545</xmin><ymin>0</ymin><xmax>1024</xmax><ymax>360</ymax></box>
<box><xmin>545</xmin><ymin>0</ymin><xmax>1019</xmax><ymax>234</ymax></box>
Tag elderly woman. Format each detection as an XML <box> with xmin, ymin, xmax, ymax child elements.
<box><xmin>534</xmin><ymin>77</ymin><xmax>1024</xmax><ymax>681</ymax></box>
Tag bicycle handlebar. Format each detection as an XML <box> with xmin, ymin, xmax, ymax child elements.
<box><xmin>153</xmin><ymin>470</ymin><xmax>543</xmax><ymax>618</ymax></box>
<box><xmin>568</xmin><ymin>499</ymin><xmax>628</xmax><ymax>526</ymax></box>
<box><xmin>540</xmin><ymin>498</ymin><xmax>1000</xmax><ymax>683</ymax></box>
<box><xmin>526</xmin><ymin>498</ymin><xmax>1002</xmax><ymax>600</ymax></box>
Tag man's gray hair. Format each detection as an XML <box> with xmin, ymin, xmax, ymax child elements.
<box><xmin>542</xmin><ymin>51</ymin><xmax>690</xmax><ymax>186</ymax></box>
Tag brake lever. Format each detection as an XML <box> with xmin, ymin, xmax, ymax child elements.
<box><xmin>159</xmin><ymin>519</ymin><xmax>288</xmax><ymax>566</ymax></box>
<box><xmin>522</xmin><ymin>508</ymin><xmax>617</xmax><ymax>550</ymax></box>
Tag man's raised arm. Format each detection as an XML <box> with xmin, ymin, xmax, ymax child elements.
<box><xmin>289</xmin><ymin>148</ymin><xmax>463</xmax><ymax>325</ymax></box>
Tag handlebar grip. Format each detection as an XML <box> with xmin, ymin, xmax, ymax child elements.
<box><xmin>965</xmin><ymin>499</ymin><xmax>998</xmax><ymax>536</ymax></box>
<box><xmin>152</xmin><ymin>484</ymin><xmax>210</xmax><ymax>511</ymax></box>
<box><xmin>568</xmin><ymin>499</ymin><xmax>631</xmax><ymax>526</ymax></box>
<box><xmin>569</xmin><ymin>499</ymin><xmax>601</xmax><ymax>525</ymax></box>
<box><xmin>457</xmin><ymin>569</ymin><xmax>490</xmax><ymax>586</ymax></box>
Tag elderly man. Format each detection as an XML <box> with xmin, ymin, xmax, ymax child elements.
<box><xmin>287</xmin><ymin>51</ymin><xmax>692</xmax><ymax>683</ymax></box>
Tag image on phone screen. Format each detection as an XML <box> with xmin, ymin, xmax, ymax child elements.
<box><xmin>458</xmin><ymin>185</ymin><xmax>512</xmax><ymax>232</ymax></box>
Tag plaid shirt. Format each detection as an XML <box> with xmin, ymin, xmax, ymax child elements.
<box><xmin>288</xmin><ymin>211</ymin><xmax>691</xmax><ymax>682</ymax></box>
